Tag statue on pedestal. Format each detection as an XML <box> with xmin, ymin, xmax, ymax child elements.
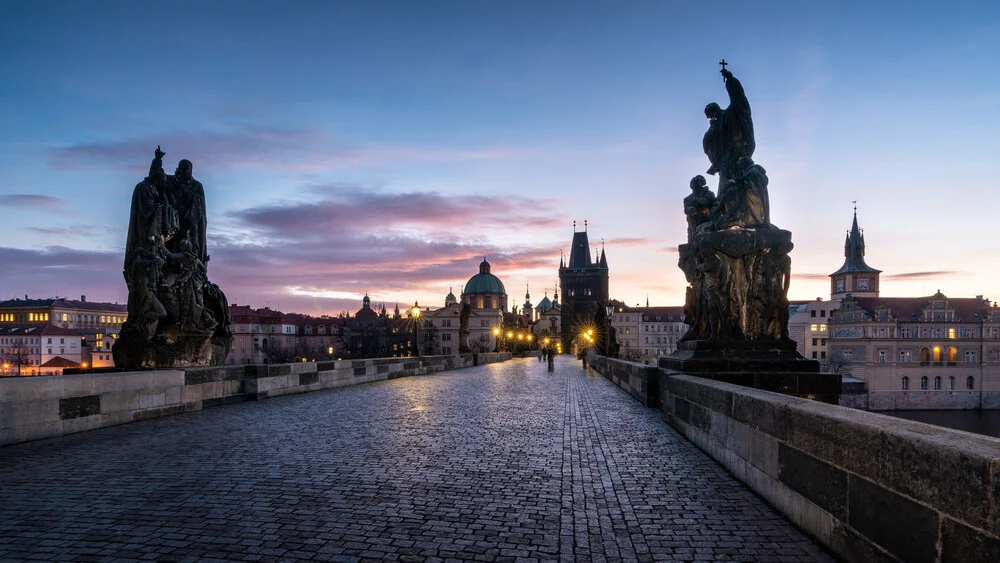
<box><xmin>669</xmin><ymin>64</ymin><xmax>811</xmax><ymax>371</ymax></box>
<box><xmin>113</xmin><ymin>146</ymin><xmax>233</xmax><ymax>370</ymax></box>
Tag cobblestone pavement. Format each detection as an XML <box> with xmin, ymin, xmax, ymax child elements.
<box><xmin>0</xmin><ymin>357</ymin><xmax>831</xmax><ymax>562</ymax></box>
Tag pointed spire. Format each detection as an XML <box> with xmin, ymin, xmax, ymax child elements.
<box><xmin>832</xmin><ymin>203</ymin><xmax>881</xmax><ymax>278</ymax></box>
<box><xmin>584</xmin><ymin>219</ymin><xmax>588</xmax><ymax>232</ymax></box>
<box><xmin>646</xmin><ymin>294</ymin><xmax>649</xmax><ymax>307</ymax></box>
<box><xmin>525</xmin><ymin>281</ymin><xmax>530</xmax><ymax>300</ymax></box>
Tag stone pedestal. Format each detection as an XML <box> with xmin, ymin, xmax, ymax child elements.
<box><xmin>113</xmin><ymin>324</ymin><xmax>233</xmax><ymax>370</ymax></box>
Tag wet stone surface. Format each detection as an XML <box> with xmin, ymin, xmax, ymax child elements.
<box><xmin>0</xmin><ymin>357</ymin><xmax>831</xmax><ymax>562</ymax></box>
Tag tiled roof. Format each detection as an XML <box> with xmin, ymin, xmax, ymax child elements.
<box><xmin>849</xmin><ymin>295</ymin><xmax>991</xmax><ymax>322</ymax></box>
<box><xmin>40</xmin><ymin>356</ymin><xmax>81</xmax><ymax>368</ymax></box>
<box><xmin>0</xmin><ymin>298</ymin><xmax>126</xmax><ymax>312</ymax></box>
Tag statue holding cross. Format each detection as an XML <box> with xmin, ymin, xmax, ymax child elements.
<box><xmin>702</xmin><ymin>61</ymin><xmax>755</xmax><ymax>191</ymax></box>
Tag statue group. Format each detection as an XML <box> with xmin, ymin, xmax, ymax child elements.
<box><xmin>113</xmin><ymin>147</ymin><xmax>233</xmax><ymax>369</ymax></box>
<box><xmin>675</xmin><ymin>65</ymin><xmax>798</xmax><ymax>355</ymax></box>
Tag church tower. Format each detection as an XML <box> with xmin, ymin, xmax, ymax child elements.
<box><xmin>830</xmin><ymin>207</ymin><xmax>881</xmax><ymax>301</ymax></box>
<box><xmin>559</xmin><ymin>221</ymin><xmax>609</xmax><ymax>349</ymax></box>
<box><xmin>522</xmin><ymin>282</ymin><xmax>533</xmax><ymax>323</ymax></box>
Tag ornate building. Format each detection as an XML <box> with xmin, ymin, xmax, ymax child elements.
<box><xmin>830</xmin><ymin>208</ymin><xmax>881</xmax><ymax>300</ymax></box>
<box><xmin>458</xmin><ymin>258</ymin><xmax>506</xmax><ymax>351</ymax></box>
<box><xmin>821</xmin><ymin>208</ymin><xmax>1000</xmax><ymax>409</ymax></box>
<box><xmin>559</xmin><ymin>222</ymin><xmax>609</xmax><ymax>350</ymax></box>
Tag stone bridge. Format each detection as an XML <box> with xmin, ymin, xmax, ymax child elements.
<box><xmin>1</xmin><ymin>356</ymin><xmax>829</xmax><ymax>562</ymax></box>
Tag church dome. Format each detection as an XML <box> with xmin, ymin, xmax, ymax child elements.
<box><xmin>464</xmin><ymin>259</ymin><xmax>506</xmax><ymax>295</ymax></box>
<box><xmin>445</xmin><ymin>287</ymin><xmax>457</xmax><ymax>305</ymax></box>
<box><xmin>536</xmin><ymin>295</ymin><xmax>553</xmax><ymax>312</ymax></box>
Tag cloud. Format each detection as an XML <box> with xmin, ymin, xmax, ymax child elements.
<box><xmin>604</xmin><ymin>237</ymin><xmax>654</xmax><ymax>247</ymax></box>
<box><xmin>662</xmin><ymin>246</ymin><xmax>680</xmax><ymax>254</ymax></box>
<box><xmin>0</xmin><ymin>195</ymin><xmax>69</xmax><ymax>208</ymax></box>
<box><xmin>886</xmin><ymin>270</ymin><xmax>960</xmax><ymax>280</ymax></box>
<box><xmin>793</xmin><ymin>273</ymin><xmax>831</xmax><ymax>280</ymax></box>
<box><xmin>27</xmin><ymin>225</ymin><xmax>116</xmax><ymax>238</ymax></box>
<box><xmin>45</xmin><ymin>125</ymin><xmax>529</xmax><ymax>172</ymax></box>
<box><xmin>0</xmin><ymin>246</ymin><xmax>125</xmax><ymax>303</ymax></box>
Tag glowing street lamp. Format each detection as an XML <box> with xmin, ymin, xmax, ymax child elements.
<box><xmin>411</xmin><ymin>301</ymin><xmax>422</xmax><ymax>357</ymax></box>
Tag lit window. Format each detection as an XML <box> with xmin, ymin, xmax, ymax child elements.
<box><xmin>878</xmin><ymin>351</ymin><xmax>886</xmax><ymax>363</ymax></box>
<box><xmin>948</xmin><ymin>328</ymin><xmax>956</xmax><ymax>339</ymax></box>
<box><xmin>810</xmin><ymin>324</ymin><xmax>818</xmax><ymax>331</ymax></box>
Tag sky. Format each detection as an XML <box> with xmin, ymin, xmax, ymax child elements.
<box><xmin>1</xmin><ymin>1</ymin><xmax>999</xmax><ymax>315</ymax></box>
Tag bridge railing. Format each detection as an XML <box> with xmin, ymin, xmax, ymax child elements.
<box><xmin>590</xmin><ymin>355</ymin><xmax>1000</xmax><ymax>563</ymax></box>
<box><xmin>0</xmin><ymin>352</ymin><xmax>511</xmax><ymax>447</ymax></box>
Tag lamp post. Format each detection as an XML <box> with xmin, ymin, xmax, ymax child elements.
<box><xmin>493</xmin><ymin>327</ymin><xmax>501</xmax><ymax>352</ymax></box>
<box><xmin>605</xmin><ymin>303</ymin><xmax>614</xmax><ymax>357</ymax></box>
<box><xmin>411</xmin><ymin>302</ymin><xmax>421</xmax><ymax>357</ymax></box>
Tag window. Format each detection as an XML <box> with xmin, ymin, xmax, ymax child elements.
<box><xmin>948</xmin><ymin>376</ymin><xmax>955</xmax><ymax>391</ymax></box>
<box><xmin>812</xmin><ymin>338</ymin><xmax>818</xmax><ymax>346</ymax></box>
<box><xmin>965</xmin><ymin>351</ymin><xmax>976</xmax><ymax>364</ymax></box>
<box><xmin>967</xmin><ymin>376</ymin><xmax>975</xmax><ymax>390</ymax></box>
<box><xmin>811</xmin><ymin>351</ymin><xmax>817</xmax><ymax>359</ymax></box>
<box><xmin>878</xmin><ymin>351</ymin><xmax>886</xmax><ymax>363</ymax></box>
<box><xmin>934</xmin><ymin>376</ymin><xmax>941</xmax><ymax>390</ymax></box>
<box><xmin>948</xmin><ymin>328</ymin><xmax>956</xmax><ymax>339</ymax></box>
<box><xmin>900</xmin><ymin>350</ymin><xmax>911</xmax><ymax>362</ymax></box>
<box><xmin>820</xmin><ymin>324</ymin><xmax>827</xmax><ymax>331</ymax></box>
<box><xmin>842</xmin><ymin>349</ymin><xmax>853</xmax><ymax>361</ymax></box>
<box><xmin>810</xmin><ymin>324</ymin><xmax>818</xmax><ymax>331</ymax></box>
<box><xmin>820</xmin><ymin>351</ymin><xmax>826</xmax><ymax>359</ymax></box>
<box><xmin>901</xmin><ymin>376</ymin><xmax>909</xmax><ymax>390</ymax></box>
<box><xmin>821</xmin><ymin>310</ymin><xmax>827</xmax><ymax>318</ymax></box>
<box><xmin>811</xmin><ymin>310</ymin><xmax>816</xmax><ymax>318</ymax></box>
<box><xmin>920</xmin><ymin>376</ymin><xmax>928</xmax><ymax>390</ymax></box>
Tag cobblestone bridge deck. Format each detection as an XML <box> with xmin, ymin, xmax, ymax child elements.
<box><xmin>1</xmin><ymin>357</ymin><xmax>830</xmax><ymax>562</ymax></box>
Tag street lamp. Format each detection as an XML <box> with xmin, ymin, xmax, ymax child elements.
<box><xmin>605</xmin><ymin>303</ymin><xmax>614</xmax><ymax>357</ymax></box>
<box><xmin>411</xmin><ymin>301</ymin><xmax>421</xmax><ymax>357</ymax></box>
<box><xmin>493</xmin><ymin>327</ymin><xmax>501</xmax><ymax>352</ymax></box>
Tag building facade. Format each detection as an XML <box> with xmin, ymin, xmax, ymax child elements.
<box><xmin>611</xmin><ymin>305</ymin><xmax>685</xmax><ymax>364</ymax></box>
<box><xmin>559</xmin><ymin>224</ymin><xmax>609</xmax><ymax>350</ymax></box>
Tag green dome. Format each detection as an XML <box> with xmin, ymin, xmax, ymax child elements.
<box><xmin>465</xmin><ymin>259</ymin><xmax>506</xmax><ymax>295</ymax></box>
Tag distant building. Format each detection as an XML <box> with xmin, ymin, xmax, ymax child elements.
<box><xmin>611</xmin><ymin>304</ymin><xmax>685</xmax><ymax>364</ymax></box>
<box><xmin>458</xmin><ymin>258</ymin><xmax>506</xmax><ymax>351</ymax></box>
<box><xmin>0</xmin><ymin>295</ymin><xmax>126</xmax><ymax>375</ymax></box>
<box><xmin>817</xmin><ymin>209</ymin><xmax>1000</xmax><ymax>409</ymax></box>
<box><xmin>787</xmin><ymin>299</ymin><xmax>837</xmax><ymax>363</ymax></box>
<box><xmin>559</xmin><ymin>223</ymin><xmax>609</xmax><ymax>350</ymax></box>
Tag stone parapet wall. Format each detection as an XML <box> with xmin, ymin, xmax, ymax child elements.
<box><xmin>474</xmin><ymin>352</ymin><xmax>513</xmax><ymax>365</ymax></box>
<box><xmin>661</xmin><ymin>373</ymin><xmax>1000</xmax><ymax>563</ymax></box>
<box><xmin>0</xmin><ymin>354</ymin><xmax>494</xmax><ymax>447</ymax></box>
<box><xmin>589</xmin><ymin>356</ymin><xmax>660</xmax><ymax>407</ymax></box>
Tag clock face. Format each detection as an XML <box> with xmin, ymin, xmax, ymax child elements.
<box><xmin>836</xmin><ymin>279</ymin><xmax>845</xmax><ymax>292</ymax></box>
<box><xmin>857</xmin><ymin>279</ymin><xmax>870</xmax><ymax>291</ymax></box>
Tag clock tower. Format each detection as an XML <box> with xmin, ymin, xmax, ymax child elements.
<box><xmin>830</xmin><ymin>207</ymin><xmax>881</xmax><ymax>301</ymax></box>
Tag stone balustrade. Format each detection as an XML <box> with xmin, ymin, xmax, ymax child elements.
<box><xmin>590</xmin><ymin>356</ymin><xmax>1000</xmax><ymax>563</ymax></box>
<box><xmin>0</xmin><ymin>353</ymin><xmax>511</xmax><ymax>447</ymax></box>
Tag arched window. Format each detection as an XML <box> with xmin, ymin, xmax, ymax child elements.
<box><xmin>920</xmin><ymin>347</ymin><xmax>930</xmax><ymax>362</ymax></box>
<box><xmin>948</xmin><ymin>376</ymin><xmax>955</xmax><ymax>390</ymax></box>
<box><xmin>933</xmin><ymin>347</ymin><xmax>942</xmax><ymax>362</ymax></box>
<box><xmin>920</xmin><ymin>376</ymin><xmax>928</xmax><ymax>390</ymax></box>
<box><xmin>947</xmin><ymin>347</ymin><xmax>958</xmax><ymax>362</ymax></box>
<box><xmin>966</xmin><ymin>376</ymin><xmax>975</xmax><ymax>390</ymax></box>
<box><xmin>901</xmin><ymin>376</ymin><xmax>909</xmax><ymax>390</ymax></box>
<box><xmin>933</xmin><ymin>376</ymin><xmax>941</xmax><ymax>390</ymax></box>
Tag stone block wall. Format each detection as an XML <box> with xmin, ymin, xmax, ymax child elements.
<box><xmin>0</xmin><ymin>354</ymin><xmax>496</xmax><ymax>447</ymax></box>
<box><xmin>662</xmin><ymin>373</ymin><xmax>1000</xmax><ymax>563</ymax></box>
<box><xmin>589</xmin><ymin>356</ymin><xmax>660</xmax><ymax>407</ymax></box>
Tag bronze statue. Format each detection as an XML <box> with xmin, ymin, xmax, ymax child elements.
<box><xmin>703</xmin><ymin>66</ymin><xmax>755</xmax><ymax>189</ymax></box>
<box><xmin>113</xmin><ymin>146</ymin><xmax>233</xmax><ymax>369</ymax></box>
<box><xmin>674</xmin><ymin>65</ymin><xmax>797</xmax><ymax>352</ymax></box>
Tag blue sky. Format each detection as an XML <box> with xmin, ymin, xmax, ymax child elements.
<box><xmin>1</xmin><ymin>1</ymin><xmax>999</xmax><ymax>314</ymax></box>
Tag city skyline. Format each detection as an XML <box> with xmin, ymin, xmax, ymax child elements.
<box><xmin>2</xmin><ymin>2</ymin><xmax>999</xmax><ymax>315</ymax></box>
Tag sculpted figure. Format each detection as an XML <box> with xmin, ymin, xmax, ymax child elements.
<box><xmin>124</xmin><ymin>146</ymin><xmax>178</xmax><ymax>271</ymax></box>
<box><xmin>125</xmin><ymin>247</ymin><xmax>167</xmax><ymax>341</ymax></box>
<box><xmin>157</xmin><ymin>235</ymin><xmax>217</xmax><ymax>334</ymax></box>
<box><xmin>683</xmin><ymin>175</ymin><xmax>716</xmax><ymax>240</ymax></box>
<box><xmin>703</xmin><ymin>68</ymin><xmax>755</xmax><ymax>188</ymax></box>
<box><xmin>712</xmin><ymin>156</ymin><xmax>770</xmax><ymax>229</ymax></box>
<box><xmin>151</xmin><ymin>153</ymin><xmax>208</xmax><ymax>264</ymax></box>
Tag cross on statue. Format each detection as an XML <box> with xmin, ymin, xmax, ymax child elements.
<box><xmin>719</xmin><ymin>59</ymin><xmax>728</xmax><ymax>71</ymax></box>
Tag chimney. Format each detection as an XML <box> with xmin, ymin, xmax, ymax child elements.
<box><xmin>81</xmin><ymin>295</ymin><xmax>86</xmax><ymax>302</ymax></box>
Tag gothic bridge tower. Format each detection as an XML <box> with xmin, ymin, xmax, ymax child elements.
<box><xmin>559</xmin><ymin>221</ymin><xmax>609</xmax><ymax>349</ymax></box>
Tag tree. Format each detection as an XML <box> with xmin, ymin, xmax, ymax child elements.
<box><xmin>821</xmin><ymin>357</ymin><xmax>853</xmax><ymax>377</ymax></box>
<box><xmin>1</xmin><ymin>344</ymin><xmax>32</xmax><ymax>376</ymax></box>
